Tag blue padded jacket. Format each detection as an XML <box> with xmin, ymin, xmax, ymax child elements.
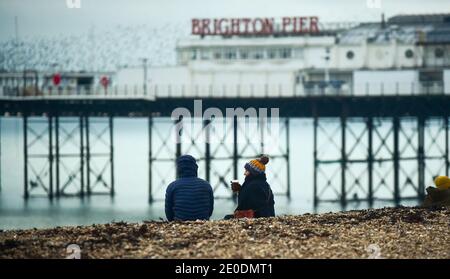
<box><xmin>165</xmin><ymin>155</ymin><xmax>214</xmax><ymax>221</ymax></box>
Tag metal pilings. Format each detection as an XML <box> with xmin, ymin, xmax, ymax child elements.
<box><xmin>340</xmin><ymin>112</ymin><xmax>347</xmax><ymax>206</ymax></box>
<box><xmin>0</xmin><ymin>116</ymin><xmax>2</xmax><ymax>192</ymax></box>
<box><xmin>85</xmin><ymin>116</ymin><xmax>91</xmax><ymax>195</ymax></box>
<box><xmin>148</xmin><ymin>116</ymin><xmax>290</xmax><ymax>202</ymax></box>
<box><xmin>417</xmin><ymin>117</ymin><xmax>425</xmax><ymax>200</ymax></box>
<box><xmin>285</xmin><ymin>118</ymin><xmax>291</xmax><ymax>199</ymax></box>
<box><xmin>393</xmin><ymin>116</ymin><xmax>400</xmax><ymax>205</ymax></box>
<box><xmin>23</xmin><ymin>116</ymin><xmax>28</xmax><ymax>199</ymax></box>
<box><xmin>55</xmin><ymin>116</ymin><xmax>60</xmax><ymax>197</ymax></box>
<box><xmin>23</xmin><ymin>115</ymin><xmax>114</xmax><ymax>199</ymax></box>
<box><xmin>109</xmin><ymin>116</ymin><xmax>115</xmax><ymax>197</ymax></box>
<box><xmin>23</xmin><ymin>115</ymin><xmax>53</xmax><ymax>199</ymax></box>
<box><xmin>313</xmin><ymin>113</ymin><xmax>318</xmax><ymax>207</ymax></box>
<box><xmin>148</xmin><ymin>116</ymin><xmax>153</xmax><ymax>203</ymax></box>
<box><xmin>367</xmin><ymin>117</ymin><xmax>374</xmax><ymax>206</ymax></box>
<box><xmin>314</xmin><ymin>115</ymin><xmax>449</xmax><ymax>206</ymax></box>
<box><xmin>446</xmin><ymin>117</ymin><xmax>449</xmax><ymax>177</ymax></box>
<box><xmin>79</xmin><ymin>116</ymin><xmax>85</xmax><ymax>198</ymax></box>
<box><xmin>48</xmin><ymin>116</ymin><xmax>54</xmax><ymax>199</ymax></box>
<box><xmin>204</xmin><ymin>119</ymin><xmax>211</xmax><ymax>182</ymax></box>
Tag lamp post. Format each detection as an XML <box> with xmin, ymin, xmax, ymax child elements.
<box><xmin>324</xmin><ymin>47</ymin><xmax>330</xmax><ymax>83</ymax></box>
<box><xmin>323</xmin><ymin>47</ymin><xmax>331</xmax><ymax>95</ymax></box>
<box><xmin>141</xmin><ymin>58</ymin><xmax>148</xmax><ymax>96</ymax></box>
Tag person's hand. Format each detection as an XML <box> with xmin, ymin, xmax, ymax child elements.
<box><xmin>231</xmin><ymin>181</ymin><xmax>241</xmax><ymax>192</ymax></box>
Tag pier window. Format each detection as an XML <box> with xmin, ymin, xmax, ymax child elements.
<box><xmin>240</xmin><ymin>49</ymin><xmax>249</xmax><ymax>59</ymax></box>
<box><xmin>225</xmin><ymin>49</ymin><xmax>237</xmax><ymax>60</ymax></box>
<box><xmin>280</xmin><ymin>48</ymin><xmax>292</xmax><ymax>59</ymax></box>
<box><xmin>190</xmin><ymin>49</ymin><xmax>197</xmax><ymax>60</ymax></box>
<box><xmin>268</xmin><ymin>48</ymin><xmax>278</xmax><ymax>59</ymax></box>
<box><xmin>251</xmin><ymin>49</ymin><xmax>264</xmax><ymax>59</ymax></box>
<box><xmin>200</xmin><ymin>49</ymin><xmax>211</xmax><ymax>60</ymax></box>
<box><xmin>213</xmin><ymin>48</ymin><xmax>223</xmax><ymax>59</ymax></box>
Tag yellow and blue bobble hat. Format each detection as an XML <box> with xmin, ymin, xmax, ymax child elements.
<box><xmin>245</xmin><ymin>155</ymin><xmax>269</xmax><ymax>175</ymax></box>
<box><xmin>434</xmin><ymin>175</ymin><xmax>450</xmax><ymax>190</ymax></box>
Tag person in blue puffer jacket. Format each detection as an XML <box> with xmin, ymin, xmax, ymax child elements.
<box><xmin>165</xmin><ymin>154</ymin><xmax>214</xmax><ymax>221</ymax></box>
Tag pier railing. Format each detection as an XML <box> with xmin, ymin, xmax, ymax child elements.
<box><xmin>0</xmin><ymin>81</ymin><xmax>448</xmax><ymax>99</ymax></box>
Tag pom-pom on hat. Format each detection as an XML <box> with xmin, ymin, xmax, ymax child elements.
<box><xmin>245</xmin><ymin>155</ymin><xmax>269</xmax><ymax>175</ymax></box>
<box><xmin>434</xmin><ymin>175</ymin><xmax>450</xmax><ymax>190</ymax></box>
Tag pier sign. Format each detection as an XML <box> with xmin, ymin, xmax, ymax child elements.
<box><xmin>191</xmin><ymin>16</ymin><xmax>320</xmax><ymax>36</ymax></box>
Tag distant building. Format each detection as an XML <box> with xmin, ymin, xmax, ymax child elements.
<box><xmin>116</xmin><ymin>13</ymin><xmax>450</xmax><ymax>96</ymax></box>
<box><xmin>1</xmin><ymin>14</ymin><xmax>450</xmax><ymax>97</ymax></box>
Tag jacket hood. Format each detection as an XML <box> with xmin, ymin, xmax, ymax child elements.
<box><xmin>176</xmin><ymin>155</ymin><xmax>198</xmax><ymax>178</ymax></box>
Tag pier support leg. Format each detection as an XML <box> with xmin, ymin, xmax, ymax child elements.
<box><xmin>85</xmin><ymin>116</ymin><xmax>91</xmax><ymax>196</ymax></box>
<box><xmin>393</xmin><ymin>117</ymin><xmax>400</xmax><ymax>205</ymax></box>
<box><xmin>367</xmin><ymin>117</ymin><xmax>374</xmax><ymax>206</ymax></box>
<box><xmin>48</xmin><ymin>116</ymin><xmax>53</xmax><ymax>199</ymax></box>
<box><xmin>285</xmin><ymin>118</ymin><xmax>291</xmax><ymax>200</ymax></box>
<box><xmin>174</xmin><ymin>117</ymin><xmax>182</xmax><ymax>177</ymax></box>
<box><xmin>79</xmin><ymin>116</ymin><xmax>85</xmax><ymax>198</ymax></box>
<box><xmin>313</xmin><ymin>114</ymin><xmax>318</xmax><ymax>207</ymax></box>
<box><xmin>109</xmin><ymin>116</ymin><xmax>114</xmax><ymax>197</ymax></box>
<box><xmin>148</xmin><ymin>116</ymin><xmax>153</xmax><ymax>203</ymax></box>
<box><xmin>418</xmin><ymin>116</ymin><xmax>425</xmax><ymax>200</ymax></box>
<box><xmin>0</xmin><ymin>117</ymin><xmax>2</xmax><ymax>192</ymax></box>
<box><xmin>23</xmin><ymin>116</ymin><xmax>28</xmax><ymax>199</ymax></box>
<box><xmin>233</xmin><ymin>116</ymin><xmax>238</xmax><ymax>201</ymax></box>
<box><xmin>340</xmin><ymin>114</ymin><xmax>347</xmax><ymax>207</ymax></box>
<box><xmin>55</xmin><ymin>116</ymin><xmax>60</xmax><ymax>197</ymax></box>
<box><xmin>446</xmin><ymin>116</ymin><xmax>449</xmax><ymax>177</ymax></box>
<box><xmin>204</xmin><ymin>119</ymin><xmax>211</xmax><ymax>182</ymax></box>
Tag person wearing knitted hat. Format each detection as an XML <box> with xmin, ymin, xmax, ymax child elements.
<box><xmin>227</xmin><ymin>154</ymin><xmax>275</xmax><ymax>219</ymax></box>
<box><xmin>434</xmin><ymin>176</ymin><xmax>450</xmax><ymax>190</ymax></box>
<box><xmin>422</xmin><ymin>175</ymin><xmax>450</xmax><ymax>207</ymax></box>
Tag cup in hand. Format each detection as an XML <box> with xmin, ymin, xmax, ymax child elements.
<box><xmin>231</xmin><ymin>179</ymin><xmax>241</xmax><ymax>192</ymax></box>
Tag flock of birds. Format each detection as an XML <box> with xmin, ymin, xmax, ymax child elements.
<box><xmin>0</xmin><ymin>23</ymin><xmax>188</xmax><ymax>72</ymax></box>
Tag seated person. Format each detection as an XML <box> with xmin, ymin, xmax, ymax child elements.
<box><xmin>165</xmin><ymin>155</ymin><xmax>214</xmax><ymax>221</ymax></box>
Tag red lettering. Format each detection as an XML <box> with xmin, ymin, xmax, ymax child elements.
<box><xmin>231</xmin><ymin>18</ymin><xmax>240</xmax><ymax>34</ymax></box>
<box><xmin>214</xmin><ymin>19</ymin><xmax>220</xmax><ymax>34</ymax></box>
<box><xmin>241</xmin><ymin>18</ymin><xmax>251</xmax><ymax>34</ymax></box>
<box><xmin>191</xmin><ymin>16</ymin><xmax>320</xmax><ymax>36</ymax></box>
<box><xmin>299</xmin><ymin>17</ymin><xmax>307</xmax><ymax>33</ymax></box>
<box><xmin>191</xmin><ymin>19</ymin><xmax>201</xmax><ymax>35</ymax></box>
<box><xmin>202</xmin><ymin>19</ymin><xmax>211</xmax><ymax>35</ymax></box>
<box><xmin>253</xmin><ymin>18</ymin><xmax>265</xmax><ymax>34</ymax></box>
<box><xmin>293</xmin><ymin>17</ymin><xmax>298</xmax><ymax>33</ymax></box>
<box><xmin>263</xmin><ymin>18</ymin><xmax>274</xmax><ymax>34</ymax></box>
<box><xmin>221</xmin><ymin>19</ymin><xmax>229</xmax><ymax>34</ymax></box>
<box><xmin>282</xmin><ymin>17</ymin><xmax>291</xmax><ymax>33</ymax></box>
<box><xmin>310</xmin><ymin>16</ymin><xmax>319</xmax><ymax>33</ymax></box>
<box><xmin>214</xmin><ymin>18</ymin><xmax>228</xmax><ymax>35</ymax></box>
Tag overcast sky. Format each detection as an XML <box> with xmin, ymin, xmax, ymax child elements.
<box><xmin>1</xmin><ymin>0</ymin><xmax>449</xmax><ymax>39</ymax></box>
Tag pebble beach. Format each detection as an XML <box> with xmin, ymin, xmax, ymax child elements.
<box><xmin>0</xmin><ymin>206</ymin><xmax>449</xmax><ymax>259</ymax></box>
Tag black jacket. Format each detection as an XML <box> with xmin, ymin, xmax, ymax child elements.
<box><xmin>236</xmin><ymin>173</ymin><xmax>275</xmax><ymax>218</ymax></box>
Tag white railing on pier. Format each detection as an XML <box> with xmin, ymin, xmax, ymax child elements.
<box><xmin>0</xmin><ymin>82</ymin><xmax>448</xmax><ymax>100</ymax></box>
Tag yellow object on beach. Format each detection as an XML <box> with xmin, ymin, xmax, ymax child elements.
<box><xmin>434</xmin><ymin>176</ymin><xmax>450</xmax><ymax>190</ymax></box>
